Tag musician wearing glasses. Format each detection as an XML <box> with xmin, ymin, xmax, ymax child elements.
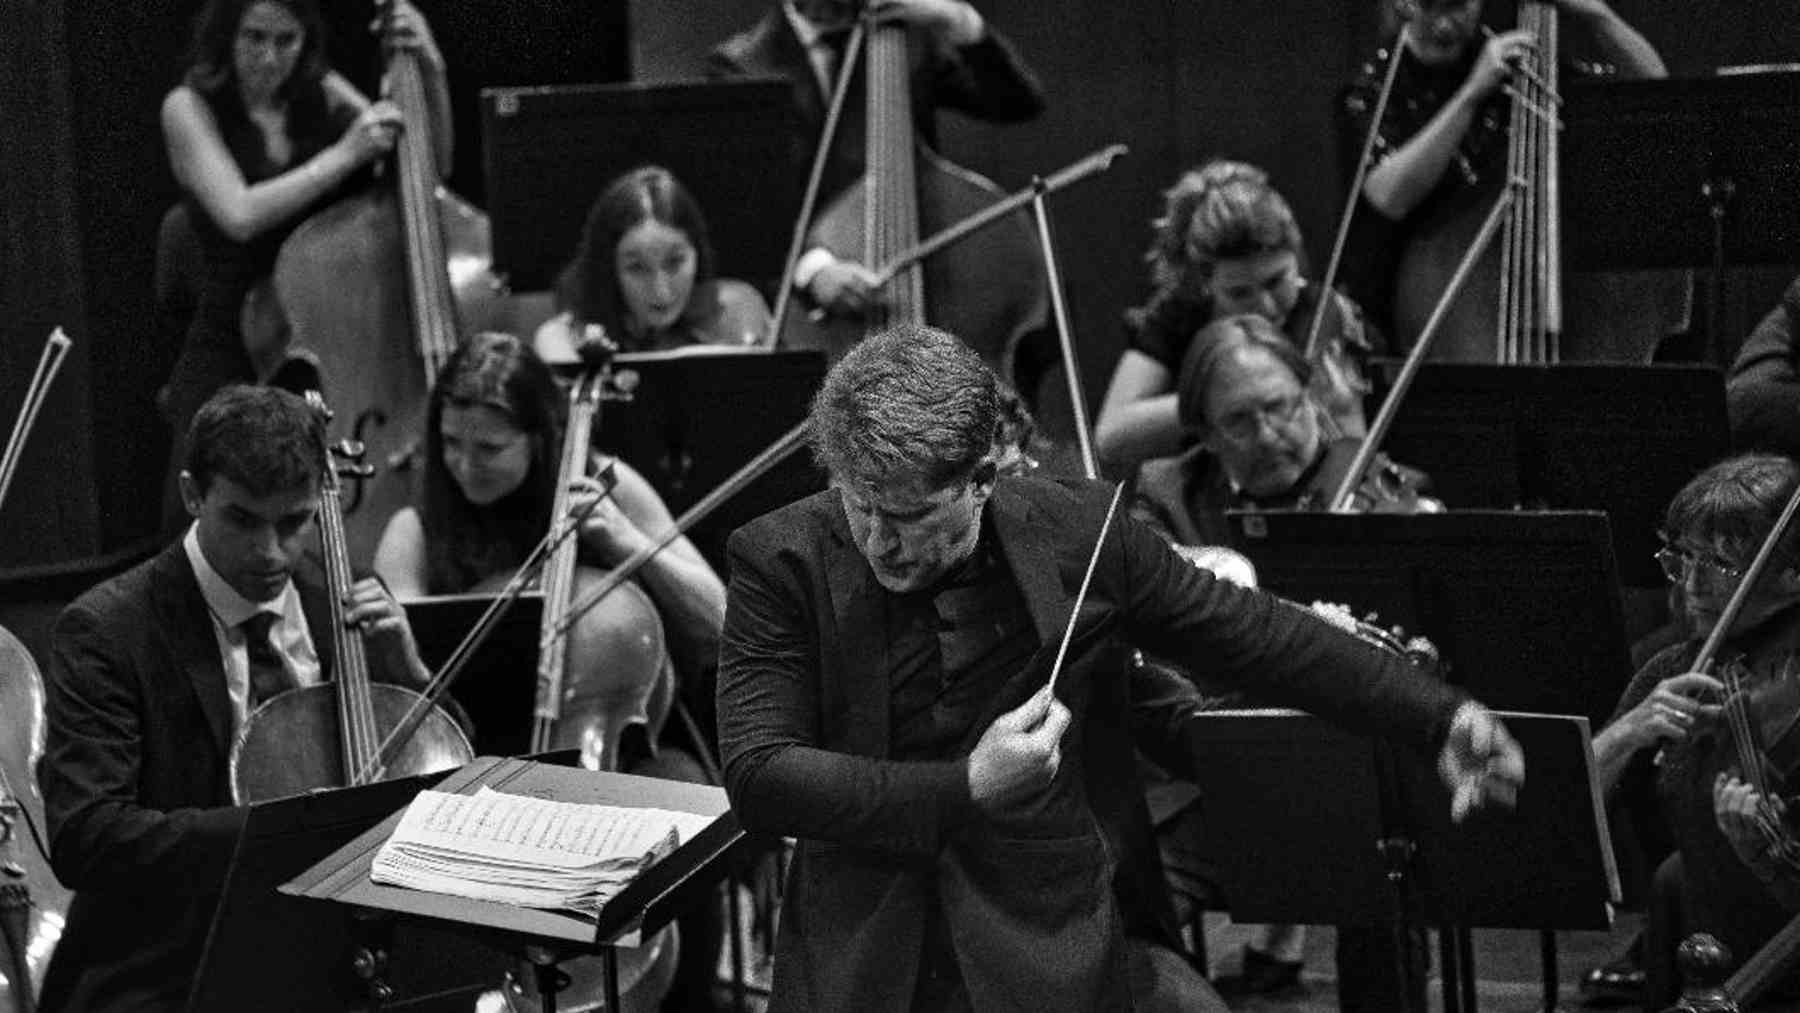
<box><xmin>1592</xmin><ymin>454</ymin><xmax>1800</xmax><ymax>1009</ymax></box>
<box><xmin>1133</xmin><ymin>315</ymin><xmax>1436</xmax><ymax>553</ymax></box>
<box><xmin>715</xmin><ymin>323</ymin><xmax>1520</xmax><ymax>1011</ymax></box>
<box><xmin>1336</xmin><ymin>0</ymin><xmax>1665</xmax><ymax>334</ymax></box>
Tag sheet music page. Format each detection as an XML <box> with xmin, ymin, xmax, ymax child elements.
<box><xmin>370</xmin><ymin>787</ymin><xmax>714</xmax><ymax>914</ymax></box>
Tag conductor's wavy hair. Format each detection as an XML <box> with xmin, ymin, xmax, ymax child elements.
<box><xmin>810</xmin><ymin>325</ymin><xmax>1003</xmax><ymax>491</ymax></box>
<box><xmin>421</xmin><ymin>332</ymin><xmax>566</xmax><ymax>594</ymax></box>
<box><xmin>1176</xmin><ymin>314</ymin><xmax>1314</xmax><ymax>432</ymax></box>
<box><xmin>1144</xmin><ymin>159</ymin><xmax>1304</xmax><ymax>293</ymax></box>
<box><xmin>555</xmin><ymin>166</ymin><xmax>719</xmax><ymax>346</ymax></box>
<box><xmin>1663</xmin><ymin>453</ymin><xmax>1800</xmax><ymax>568</ymax></box>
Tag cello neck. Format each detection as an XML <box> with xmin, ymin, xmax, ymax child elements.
<box><xmin>865</xmin><ymin>18</ymin><xmax>925</xmax><ymax>329</ymax></box>
<box><xmin>1497</xmin><ymin>1</ymin><xmax>1562</xmax><ymax>363</ymax></box>
<box><xmin>305</xmin><ymin>393</ymin><xmax>383</xmax><ymax>784</ymax></box>
<box><xmin>383</xmin><ymin>11</ymin><xmax>459</xmax><ymax>385</ymax></box>
<box><xmin>530</xmin><ymin>369</ymin><xmax>607</xmax><ymax>754</ymax></box>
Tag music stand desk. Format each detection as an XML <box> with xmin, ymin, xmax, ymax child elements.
<box><xmin>1184</xmin><ymin>710</ymin><xmax>1619</xmax><ymax>1011</ymax></box>
<box><xmin>189</xmin><ymin>770</ymin><xmax>507</xmax><ymax>1011</ymax></box>
<box><xmin>284</xmin><ymin>756</ymin><xmax>743</xmax><ymax>1010</ymax></box>
<box><xmin>1226</xmin><ymin>509</ymin><xmax>1635</xmax><ymax>728</ymax></box>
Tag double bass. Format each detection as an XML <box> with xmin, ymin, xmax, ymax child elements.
<box><xmin>272</xmin><ymin>0</ymin><xmax>503</xmax><ymax>565</ymax></box>
<box><xmin>1374</xmin><ymin>2</ymin><xmax>1684</xmax><ymax>363</ymax></box>
<box><xmin>778</xmin><ymin>6</ymin><xmax>1049</xmax><ymax>386</ymax></box>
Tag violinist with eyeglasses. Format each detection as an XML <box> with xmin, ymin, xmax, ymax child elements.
<box><xmin>1132</xmin><ymin>314</ymin><xmax>1438</xmax><ymax>554</ymax></box>
<box><xmin>1591</xmin><ymin>453</ymin><xmax>1800</xmax><ymax>1009</ymax></box>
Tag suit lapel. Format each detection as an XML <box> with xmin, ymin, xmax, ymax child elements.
<box><xmin>822</xmin><ymin>495</ymin><xmax>893</xmax><ymax>754</ymax></box>
<box><xmin>152</xmin><ymin>544</ymin><xmax>233</xmax><ymax>756</ymax></box>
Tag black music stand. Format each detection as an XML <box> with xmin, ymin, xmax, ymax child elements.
<box><xmin>405</xmin><ymin>592</ymin><xmax>544</xmax><ymax>758</ymax></box>
<box><xmin>1369</xmin><ymin>362</ymin><xmax>1729</xmax><ymax>588</ymax></box>
<box><xmin>1184</xmin><ymin>710</ymin><xmax>1619</xmax><ymax>1013</ymax></box>
<box><xmin>1562</xmin><ymin>71</ymin><xmax>1800</xmax><ymax>354</ymax></box>
<box><xmin>284</xmin><ymin>756</ymin><xmax>744</xmax><ymax>1013</ymax></box>
<box><xmin>188</xmin><ymin>771</ymin><xmax>509</xmax><ymax>1011</ymax></box>
<box><xmin>481</xmin><ymin>79</ymin><xmax>802</xmax><ymax>294</ymax></box>
<box><xmin>1225</xmin><ymin>510</ymin><xmax>1633</xmax><ymax>728</ymax></box>
<box><xmin>577</xmin><ymin>349</ymin><xmax>828</xmax><ymax>570</ymax></box>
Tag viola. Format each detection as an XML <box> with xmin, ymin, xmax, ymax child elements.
<box><xmin>229</xmin><ymin>392</ymin><xmax>473</xmax><ymax>803</ymax></box>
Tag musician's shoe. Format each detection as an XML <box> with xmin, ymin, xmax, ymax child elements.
<box><xmin>1212</xmin><ymin>945</ymin><xmax>1305</xmax><ymax>999</ymax></box>
<box><xmin>1578</xmin><ymin>933</ymin><xmax>1645</xmax><ymax>1007</ymax></box>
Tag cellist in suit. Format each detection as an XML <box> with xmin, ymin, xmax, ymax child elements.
<box><xmin>716</xmin><ymin>325</ymin><xmax>1525</xmax><ymax>1011</ymax></box>
<box><xmin>706</xmin><ymin>0</ymin><xmax>1044</xmax><ymax>318</ymax></box>
<box><xmin>36</xmin><ymin>386</ymin><xmax>434</xmax><ymax>1012</ymax></box>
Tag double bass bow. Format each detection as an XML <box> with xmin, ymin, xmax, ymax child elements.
<box><xmin>0</xmin><ymin>330</ymin><xmax>74</xmax><ymax>1013</ymax></box>
<box><xmin>228</xmin><ymin>392</ymin><xmax>472</xmax><ymax>803</ymax></box>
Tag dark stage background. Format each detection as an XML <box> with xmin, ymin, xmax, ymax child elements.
<box><xmin>3</xmin><ymin>0</ymin><xmax>1798</xmax><ymax>581</ymax></box>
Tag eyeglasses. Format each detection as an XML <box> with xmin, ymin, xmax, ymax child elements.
<box><xmin>1654</xmin><ymin>546</ymin><xmax>1745</xmax><ymax>585</ymax></box>
<box><xmin>1213</xmin><ymin>394</ymin><xmax>1308</xmax><ymax>443</ymax></box>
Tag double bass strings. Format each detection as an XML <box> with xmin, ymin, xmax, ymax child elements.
<box><xmin>0</xmin><ymin>328</ymin><xmax>72</xmax><ymax>514</ymax></box>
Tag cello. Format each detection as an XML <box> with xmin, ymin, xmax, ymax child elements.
<box><xmin>778</xmin><ymin>5</ymin><xmax>1049</xmax><ymax>386</ymax></box>
<box><xmin>0</xmin><ymin>331</ymin><xmax>74</xmax><ymax>1013</ymax></box>
<box><xmin>229</xmin><ymin>391</ymin><xmax>473</xmax><ymax>802</ymax></box>
<box><xmin>272</xmin><ymin>0</ymin><xmax>502</xmax><ymax>565</ymax></box>
<box><xmin>495</xmin><ymin>340</ymin><xmax>679</xmax><ymax>1013</ymax></box>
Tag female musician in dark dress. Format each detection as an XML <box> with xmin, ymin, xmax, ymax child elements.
<box><xmin>1096</xmin><ymin>160</ymin><xmax>1384</xmax><ymax>478</ymax></box>
<box><xmin>372</xmin><ymin>331</ymin><xmax>725</xmax><ymax>691</ymax></box>
<box><xmin>159</xmin><ymin>0</ymin><xmax>450</xmax><ymax>537</ymax></box>
<box><xmin>1593</xmin><ymin>454</ymin><xmax>1800</xmax><ymax>1009</ymax></box>
<box><xmin>533</xmin><ymin>166</ymin><xmax>773</xmax><ymax>364</ymax></box>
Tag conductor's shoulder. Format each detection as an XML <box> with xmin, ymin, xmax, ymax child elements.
<box><xmin>726</xmin><ymin>487</ymin><xmax>839</xmax><ymax>559</ymax></box>
<box><xmin>996</xmin><ymin>473</ymin><xmax>1124</xmax><ymax>523</ymax></box>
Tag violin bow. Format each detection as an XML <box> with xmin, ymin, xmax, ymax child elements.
<box><xmin>0</xmin><ymin>328</ymin><xmax>72</xmax><ymax>516</ymax></box>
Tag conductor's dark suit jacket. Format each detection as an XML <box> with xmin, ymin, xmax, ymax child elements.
<box><xmin>36</xmin><ymin>540</ymin><xmax>337</xmax><ymax>1013</ymax></box>
<box><xmin>706</xmin><ymin>7</ymin><xmax>1045</xmax><ymax>203</ymax></box>
<box><xmin>717</xmin><ymin>476</ymin><xmax>1467</xmax><ymax>1012</ymax></box>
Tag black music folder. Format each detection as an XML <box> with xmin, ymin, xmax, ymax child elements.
<box><xmin>1226</xmin><ymin>509</ymin><xmax>1634</xmax><ymax>727</ymax></box>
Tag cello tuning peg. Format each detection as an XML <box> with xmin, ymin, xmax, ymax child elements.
<box><xmin>330</xmin><ymin>439</ymin><xmax>367</xmax><ymax>461</ymax></box>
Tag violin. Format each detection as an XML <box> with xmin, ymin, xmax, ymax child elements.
<box><xmin>229</xmin><ymin>392</ymin><xmax>473</xmax><ymax>803</ymax></box>
<box><xmin>1296</xmin><ymin>438</ymin><xmax>1442</xmax><ymax>515</ymax></box>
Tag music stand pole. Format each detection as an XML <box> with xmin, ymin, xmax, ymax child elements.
<box><xmin>1702</xmin><ymin>177</ymin><xmax>1735</xmax><ymax>363</ymax></box>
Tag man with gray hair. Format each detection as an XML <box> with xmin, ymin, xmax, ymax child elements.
<box><xmin>717</xmin><ymin>324</ymin><xmax>1523</xmax><ymax>1011</ymax></box>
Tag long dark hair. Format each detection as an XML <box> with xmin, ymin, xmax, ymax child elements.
<box><xmin>182</xmin><ymin>0</ymin><xmax>334</xmax><ymax>171</ymax></box>
<box><xmin>420</xmin><ymin>332</ymin><xmax>566</xmax><ymax>594</ymax></box>
<box><xmin>553</xmin><ymin>166</ymin><xmax>718</xmax><ymax>347</ymax></box>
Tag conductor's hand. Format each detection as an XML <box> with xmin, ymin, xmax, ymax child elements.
<box><xmin>1462</xmin><ymin>28</ymin><xmax>1536</xmax><ymax>101</ymax></box>
<box><xmin>807</xmin><ymin>259</ymin><xmax>883</xmax><ymax>318</ymax></box>
<box><xmin>336</xmin><ymin>101</ymin><xmax>403</xmax><ymax>168</ymax></box>
<box><xmin>968</xmin><ymin>688</ymin><xmax>1071</xmax><ymax>814</ymax></box>
<box><xmin>343</xmin><ymin>576</ymin><xmax>429</xmax><ymax>689</ymax></box>
<box><xmin>1619</xmin><ymin>671</ymin><xmax>1723</xmax><ymax>752</ymax></box>
<box><xmin>1437</xmin><ymin>701</ymin><xmax>1525</xmax><ymax>822</ymax></box>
